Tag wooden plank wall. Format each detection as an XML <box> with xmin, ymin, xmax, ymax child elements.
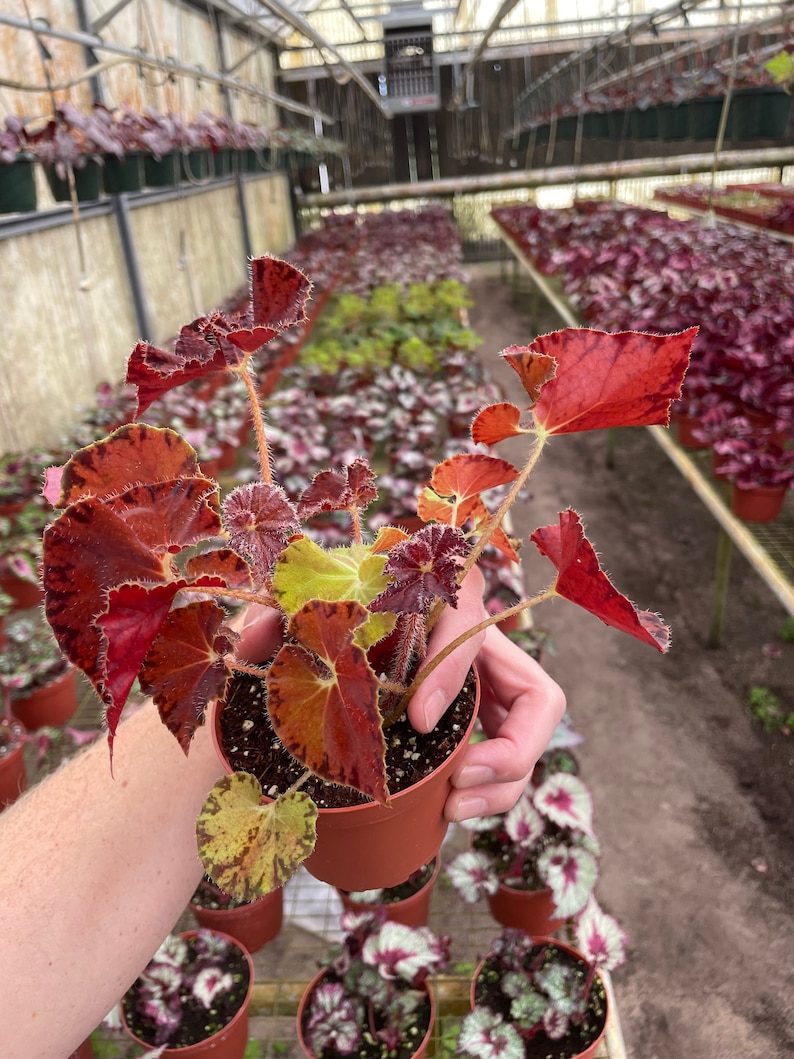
<box><xmin>0</xmin><ymin>0</ymin><xmax>291</xmax><ymax>457</ymax></box>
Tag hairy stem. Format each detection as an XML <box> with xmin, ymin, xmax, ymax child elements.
<box><xmin>395</xmin><ymin>584</ymin><xmax>557</xmax><ymax>719</ymax></box>
<box><xmin>240</xmin><ymin>366</ymin><xmax>272</xmax><ymax>486</ymax></box>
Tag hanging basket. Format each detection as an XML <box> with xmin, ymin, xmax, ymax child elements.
<box><xmin>0</xmin><ymin>157</ymin><xmax>37</xmax><ymax>214</ymax></box>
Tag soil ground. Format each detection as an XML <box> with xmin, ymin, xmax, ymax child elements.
<box><xmin>464</xmin><ymin>259</ymin><xmax>794</xmax><ymax>1059</ymax></box>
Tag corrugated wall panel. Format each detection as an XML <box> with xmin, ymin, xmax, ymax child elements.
<box><xmin>244</xmin><ymin>172</ymin><xmax>294</xmax><ymax>258</ymax></box>
<box><xmin>224</xmin><ymin>30</ymin><xmax>278</xmax><ymax>127</ymax></box>
<box><xmin>128</xmin><ymin>184</ymin><xmax>248</xmax><ymax>344</ymax></box>
<box><xmin>83</xmin><ymin>0</ymin><xmax>225</xmax><ymax>116</ymax></box>
<box><xmin>1</xmin><ymin>0</ymin><xmax>91</xmax><ymax>118</ymax></box>
<box><xmin>0</xmin><ymin>214</ymin><xmax>137</xmax><ymax>453</ymax></box>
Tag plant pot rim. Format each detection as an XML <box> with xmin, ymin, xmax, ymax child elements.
<box><xmin>296</xmin><ymin>966</ymin><xmax>436</xmax><ymax>1059</ymax></box>
<box><xmin>212</xmin><ymin>667</ymin><xmax>480</xmax><ymax>818</ymax></box>
<box><xmin>120</xmin><ymin>927</ymin><xmax>255</xmax><ymax>1053</ymax></box>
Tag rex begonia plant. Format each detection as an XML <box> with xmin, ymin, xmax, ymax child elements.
<box><xmin>39</xmin><ymin>254</ymin><xmax>696</xmax><ymax>899</ymax></box>
<box><xmin>458</xmin><ymin>904</ymin><xmax>627</xmax><ymax>1059</ymax></box>
<box><xmin>301</xmin><ymin>907</ymin><xmax>450</xmax><ymax>1059</ymax></box>
<box><xmin>445</xmin><ymin>772</ymin><xmax>599</xmax><ymax>920</ymax></box>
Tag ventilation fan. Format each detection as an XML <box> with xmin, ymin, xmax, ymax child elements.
<box><xmin>381</xmin><ymin>6</ymin><xmax>439</xmax><ymax>114</ymax></box>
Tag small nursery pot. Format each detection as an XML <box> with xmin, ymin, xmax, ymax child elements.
<box><xmin>190</xmin><ymin>882</ymin><xmax>284</xmax><ymax>953</ymax></box>
<box><xmin>336</xmin><ymin>856</ymin><xmax>441</xmax><ymax>927</ymax></box>
<box><xmin>470</xmin><ymin>936</ymin><xmax>609</xmax><ymax>1059</ymax></box>
<box><xmin>214</xmin><ymin>669</ymin><xmax>479</xmax><ymax>892</ymax></box>
<box><xmin>486</xmin><ymin>882</ymin><xmax>566</xmax><ymax>937</ymax></box>
<box><xmin>121</xmin><ymin>929</ymin><xmax>254</xmax><ymax>1059</ymax></box>
<box><xmin>731</xmin><ymin>483</ymin><xmax>788</xmax><ymax>523</ymax></box>
<box><xmin>297</xmin><ymin>968</ymin><xmax>436</xmax><ymax>1059</ymax></box>
<box><xmin>11</xmin><ymin>667</ymin><xmax>79</xmax><ymax>730</ymax></box>
<box><xmin>0</xmin><ymin>737</ymin><xmax>27</xmax><ymax>809</ymax></box>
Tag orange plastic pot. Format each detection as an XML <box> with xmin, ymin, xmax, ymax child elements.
<box><xmin>336</xmin><ymin>856</ymin><xmax>441</xmax><ymax>927</ymax></box>
<box><xmin>470</xmin><ymin>936</ymin><xmax>608</xmax><ymax>1059</ymax></box>
<box><xmin>297</xmin><ymin>968</ymin><xmax>435</xmax><ymax>1059</ymax></box>
<box><xmin>121</xmin><ymin>929</ymin><xmax>254</xmax><ymax>1059</ymax></box>
<box><xmin>190</xmin><ymin>884</ymin><xmax>283</xmax><ymax>953</ymax></box>
<box><xmin>486</xmin><ymin>882</ymin><xmax>566</xmax><ymax>937</ymax></box>
<box><xmin>214</xmin><ymin>671</ymin><xmax>479</xmax><ymax>892</ymax></box>
<box><xmin>11</xmin><ymin>667</ymin><xmax>79</xmax><ymax>730</ymax></box>
<box><xmin>675</xmin><ymin>415</ymin><xmax>709</xmax><ymax>449</ymax></box>
<box><xmin>731</xmin><ymin>483</ymin><xmax>788</xmax><ymax>523</ymax></box>
<box><xmin>0</xmin><ymin>737</ymin><xmax>26</xmax><ymax>809</ymax></box>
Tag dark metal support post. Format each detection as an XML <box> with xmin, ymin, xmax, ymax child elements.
<box><xmin>112</xmin><ymin>193</ymin><xmax>152</xmax><ymax>341</ymax></box>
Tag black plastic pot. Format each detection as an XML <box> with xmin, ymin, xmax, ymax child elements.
<box><xmin>0</xmin><ymin>157</ymin><xmax>37</xmax><ymax>213</ymax></box>
<box><xmin>44</xmin><ymin>159</ymin><xmax>103</xmax><ymax>203</ymax></box>
<box><xmin>102</xmin><ymin>153</ymin><xmax>144</xmax><ymax>194</ymax></box>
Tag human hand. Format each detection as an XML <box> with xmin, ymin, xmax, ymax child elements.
<box><xmin>408</xmin><ymin>571</ymin><xmax>567</xmax><ymax>822</ymax></box>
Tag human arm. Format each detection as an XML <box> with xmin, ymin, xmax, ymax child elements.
<box><xmin>408</xmin><ymin>569</ymin><xmax>567</xmax><ymax>821</ymax></box>
<box><xmin>0</xmin><ymin>606</ymin><xmax>281</xmax><ymax>1059</ymax></box>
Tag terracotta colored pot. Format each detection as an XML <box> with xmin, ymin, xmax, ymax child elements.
<box><xmin>190</xmin><ymin>883</ymin><xmax>284</xmax><ymax>953</ymax></box>
<box><xmin>12</xmin><ymin>667</ymin><xmax>79</xmax><ymax>731</ymax></box>
<box><xmin>0</xmin><ymin>574</ymin><xmax>44</xmax><ymax>611</ymax></box>
<box><xmin>214</xmin><ymin>671</ymin><xmax>479</xmax><ymax>892</ymax></box>
<box><xmin>731</xmin><ymin>483</ymin><xmax>788</xmax><ymax>523</ymax></box>
<box><xmin>486</xmin><ymin>882</ymin><xmax>566</xmax><ymax>937</ymax></box>
<box><xmin>336</xmin><ymin>856</ymin><xmax>440</xmax><ymax>927</ymax></box>
<box><xmin>297</xmin><ymin>968</ymin><xmax>435</xmax><ymax>1059</ymax></box>
<box><xmin>121</xmin><ymin>929</ymin><xmax>254</xmax><ymax>1059</ymax></box>
<box><xmin>470</xmin><ymin>936</ymin><xmax>608</xmax><ymax>1059</ymax></box>
<box><xmin>0</xmin><ymin>737</ymin><xmax>27</xmax><ymax>809</ymax></box>
<box><xmin>711</xmin><ymin>449</ymin><xmax>731</xmax><ymax>481</ymax></box>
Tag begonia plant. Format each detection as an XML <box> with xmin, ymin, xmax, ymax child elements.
<box><xmin>38</xmin><ymin>251</ymin><xmax>695</xmax><ymax>900</ymax></box>
<box><xmin>458</xmin><ymin>906</ymin><xmax>627</xmax><ymax>1059</ymax></box>
<box><xmin>300</xmin><ymin>907</ymin><xmax>449</xmax><ymax>1059</ymax></box>
<box><xmin>445</xmin><ymin>773</ymin><xmax>599</xmax><ymax>921</ymax></box>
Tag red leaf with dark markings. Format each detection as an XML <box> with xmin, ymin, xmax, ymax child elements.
<box><xmin>139</xmin><ymin>600</ymin><xmax>235</xmax><ymax>753</ymax></box>
<box><xmin>471</xmin><ymin>402</ymin><xmax>526</xmax><ymax>446</ymax></box>
<box><xmin>501</xmin><ymin>344</ymin><xmax>557</xmax><ymax>404</ymax></box>
<box><xmin>371</xmin><ymin>524</ymin><xmax>468</xmax><ymax>615</ymax></box>
<box><xmin>266</xmin><ymin>600</ymin><xmax>387</xmax><ymax>803</ymax></box>
<box><xmin>184</xmin><ymin>549</ymin><xmax>255</xmax><ymax>590</ymax></box>
<box><xmin>531</xmin><ymin>509</ymin><xmax>670</xmax><ymax>652</ymax></box>
<box><xmin>106</xmin><ymin>477</ymin><xmax>221</xmax><ymax>552</ymax></box>
<box><xmin>522</xmin><ymin>327</ymin><xmax>697</xmax><ymax>434</ymax></box>
<box><xmin>52</xmin><ymin>424</ymin><xmax>200</xmax><ymax>507</ymax></box>
<box><xmin>298</xmin><ymin>459</ymin><xmax>378</xmax><ymax>520</ymax></box>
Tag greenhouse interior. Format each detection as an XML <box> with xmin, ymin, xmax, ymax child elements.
<box><xmin>1</xmin><ymin>0</ymin><xmax>793</xmax><ymax>1057</ymax></box>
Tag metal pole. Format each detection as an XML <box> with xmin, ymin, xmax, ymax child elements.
<box><xmin>112</xmin><ymin>193</ymin><xmax>152</xmax><ymax>341</ymax></box>
<box><xmin>298</xmin><ymin>145</ymin><xmax>794</xmax><ymax>207</ymax></box>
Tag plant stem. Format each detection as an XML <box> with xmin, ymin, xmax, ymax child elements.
<box><xmin>396</xmin><ymin>583</ymin><xmax>557</xmax><ymax>716</ymax></box>
<box><xmin>239</xmin><ymin>366</ymin><xmax>272</xmax><ymax>486</ymax></box>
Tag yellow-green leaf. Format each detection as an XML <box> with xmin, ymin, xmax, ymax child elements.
<box><xmin>196</xmin><ymin>773</ymin><xmax>318</xmax><ymax>900</ymax></box>
<box><xmin>765</xmin><ymin>51</ymin><xmax>794</xmax><ymax>86</ymax></box>
<box><xmin>272</xmin><ymin>537</ymin><xmax>391</xmax><ymax>613</ymax></box>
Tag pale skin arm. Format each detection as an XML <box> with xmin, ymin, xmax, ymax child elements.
<box><xmin>0</xmin><ymin>582</ymin><xmax>565</xmax><ymax>1058</ymax></box>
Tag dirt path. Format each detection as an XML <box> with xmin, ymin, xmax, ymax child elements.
<box><xmin>465</xmin><ymin>260</ymin><xmax>794</xmax><ymax>1059</ymax></box>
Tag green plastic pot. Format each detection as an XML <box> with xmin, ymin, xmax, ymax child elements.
<box><xmin>102</xmin><ymin>153</ymin><xmax>144</xmax><ymax>194</ymax></box>
<box><xmin>0</xmin><ymin>157</ymin><xmax>37</xmax><ymax>213</ymax></box>
<box><xmin>143</xmin><ymin>153</ymin><xmax>181</xmax><ymax>188</ymax></box>
<box><xmin>44</xmin><ymin>160</ymin><xmax>103</xmax><ymax>203</ymax></box>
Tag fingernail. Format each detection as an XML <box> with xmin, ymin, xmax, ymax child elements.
<box><xmin>455</xmin><ymin>765</ymin><xmax>496</xmax><ymax>788</ymax></box>
<box><xmin>423</xmin><ymin>689</ymin><xmax>447</xmax><ymax>730</ymax></box>
<box><xmin>454</xmin><ymin>796</ymin><xmax>489</xmax><ymax>822</ymax></box>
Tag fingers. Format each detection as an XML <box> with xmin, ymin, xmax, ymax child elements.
<box><xmin>235</xmin><ymin>604</ymin><xmax>284</xmax><ymax>663</ymax></box>
<box><xmin>408</xmin><ymin>567</ymin><xmax>488</xmax><ymax>734</ymax></box>
<box><xmin>445</xmin><ymin>624</ymin><xmax>566</xmax><ymax>822</ymax></box>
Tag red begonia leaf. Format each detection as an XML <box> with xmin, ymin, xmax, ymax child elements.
<box><xmin>531</xmin><ymin>509</ymin><xmax>670</xmax><ymax>652</ymax></box>
<box><xmin>297</xmin><ymin>459</ymin><xmax>377</xmax><ymax>520</ymax></box>
<box><xmin>184</xmin><ymin>549</ymin><xmax>255</xmax><ymax>590</ymax></box>
<box><xmin>127</xmin><ymin>338</ymin><xmax>229</xmax><ymax>418</ymax></box>
<box><xmin>371</xmin><ymin>524</ymin><xmax>468</xmax><ymax>615</ymax></box>
<box><xmin>127</xmin><ymin>258</ymin><xmax>311</xmax><ymax>416</ymax></box>
<box><xmin>417</xmin><ymin>454</ymin><xmax>518</xmax><ymax>526</ymax></box>
<box><xmin>522</xmin><ymin>327</ymin><xmax>696</xmax><ymax>434</ymax></box>
<box><xmin>223</xmin><ymin>483</ymin><xmax>299</xmax><ymax>580</ymax></box>
<box><xmin>250</xmin><ymin>256</ymin><xmax>311</xmax><ymax>330</ymax></box>
<box><xmin>139</xmin><ymin>600</ymin><xmax>235</xmax><ymax>753</ymax></box>
<box><xmin>106</xmin><ymin>477</ymin><xmax>221</xmax><ymax>553</ymax></box>
<box><xmin>471</xmin><ymin>402</ymin><xmax>527</xmax><ymax>446</ymax></box>
<box><xmin>501</xmin><ymin>345</ymin><xmax>557</xmax><ymax>403</ymax></box>
<box><xmin>266</xmin><ymin>599</ymin><xmax>387</xmax><ymax>804</ymax></box>
<box><xmin>52</xmin><ymin>424</ymin><xmax>200</xmax><ymax>506</ymax></box>
<box><xmin>42</xmin><ymin>498</ymin><xmax>171</xmax><ymax>696</ymax></box>
<box><xmin>98</xmin><ymin>581</ymin><xmax>183</xmax><ymax>742</ymax></box>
